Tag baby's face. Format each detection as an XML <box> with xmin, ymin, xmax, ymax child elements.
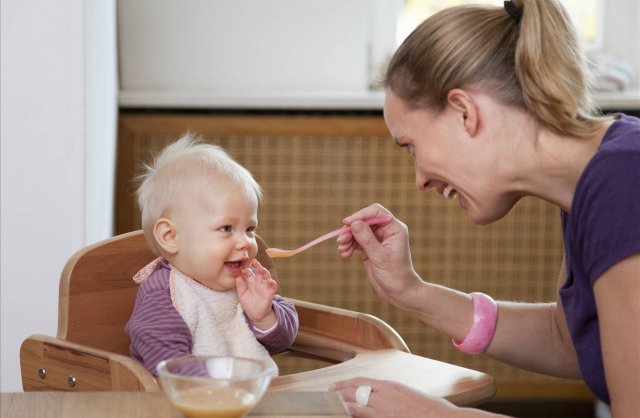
<box><xmin>168</xmin><ymin>181</ymin><xmax>259</xmax><ymax>290</ymax></box>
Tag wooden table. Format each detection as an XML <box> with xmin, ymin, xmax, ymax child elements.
<box><xmin>7</xmin><ymin>349</ymin><xmax>495</xmax><ymax>417</ymax></box>
<box><xmin>0</xmin><ymin>391</ymin><xmax>349</xmax><ymax>418</ymax></box>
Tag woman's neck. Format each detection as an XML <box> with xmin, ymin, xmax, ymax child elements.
<box><xmin>521</xmin><ymin>120</ymin><xmax>612</xmax><ymax>213</ymax></box>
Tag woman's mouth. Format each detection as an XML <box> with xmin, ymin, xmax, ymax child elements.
<box><xmin>443</xmin><ymin>184</ymin><xmax>458</xmax><ymax>200</ymax></box>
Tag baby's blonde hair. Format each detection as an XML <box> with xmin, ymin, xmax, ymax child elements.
<box><xmin>136</xmin><ymin>133</ymin><xmax>262</xmax><ymax>254</ymax></box>
<box><xmin>384</xmin><ymin>0</ymin><xmax>607</xmax><ymax>138</ymax></box>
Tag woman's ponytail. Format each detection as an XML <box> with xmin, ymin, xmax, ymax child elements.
<box><xmin>514</xmin><ymin>0</ymin><xmax>602</xmax><ymax>137</ymax></box>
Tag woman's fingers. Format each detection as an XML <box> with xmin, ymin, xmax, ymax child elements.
<box><xmin>339</xmin><ymin>204</ymin><xmax>393</xmax><ymax>259</ymax></box>
<box><xmin>342</xmin><ymin>203</ymin><xmax>391</xmax><ymax>225</ymax></box>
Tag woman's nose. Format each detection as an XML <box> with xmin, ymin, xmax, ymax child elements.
<box><xmin>416</xmin><ymin>172</ymin><xmax>432</xmax><ymax>191</ymax></box>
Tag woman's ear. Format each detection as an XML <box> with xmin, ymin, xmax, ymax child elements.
<box><xmin>447</xmin><ymin>89</ymin><xmax>479</xmax><ymax>137</ymax></box>
<box><xmin>153</xmin><ymin>218</ymin><xmax>178</xmax><ymax>255</ymax></box>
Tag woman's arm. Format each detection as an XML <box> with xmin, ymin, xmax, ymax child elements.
<box><xmin>594</xmin><ymin>253</ymin><xmax>640</xmax><ymax>418</ymax></box>
<box><xmin>399</xmin><ymin>268</ymin><xmax>581</xmax><ymax>379</ymax></box>
<box><xmin>340</xmin><ymin>204</ymin><xmax>581</xmax><ymax>378</ymax></box>
<box><xmin>482</xmin><ymin>258</ymin><xmax>581</xmax><ymax>378</ymax></box>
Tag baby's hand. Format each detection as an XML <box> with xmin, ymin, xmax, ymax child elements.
<box><xmin>236</xmin><ymin>259</ymin><xmax>278</xmax><ymax>330</ymax></box>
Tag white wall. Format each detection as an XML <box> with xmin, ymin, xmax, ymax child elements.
<box><xmin>85</xmin><ymin>1</ymin><xmax>118</xmax><ymax>244</ymax></box>
<box><xmin>0</xmin><ymin>0</ymin><xmax>117</xmax><ymax>392</ymax></box>
<box><xmin>117</xmin><ymin>0</ymin><xmax>401</xmax><ymax>108</ymax></box>
<box><xmin>118</xmin><ymin>0</ymin><xmax>372</xmax><ymax>94</ymax></box>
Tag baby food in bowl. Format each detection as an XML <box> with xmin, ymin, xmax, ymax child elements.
<box><xmin>157</xmin><ymin>356</ymin><xmax>276</xmax><ymax>418</ymax></box>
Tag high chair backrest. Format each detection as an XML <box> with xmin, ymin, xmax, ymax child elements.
<box><xmin>57</xmin><ymin>230</ymin><xmax>153</xmax><ymax>355</ymax></box>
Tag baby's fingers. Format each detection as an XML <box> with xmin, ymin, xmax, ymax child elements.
<box><xmin>243</xmin><ymin>260</ymin><xmax>278</xmax><ymax>292</ymax></box>
<box><xmin>251</xmin><ymin>259</ymin><xmax>274</xmax><ymax>279</ymax></box>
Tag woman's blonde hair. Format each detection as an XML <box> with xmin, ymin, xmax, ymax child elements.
<box><xmin>136</xmin><ymin>133</ymin><xmax>262</xmax><ymax>254</ymax></box>
<box><xmin>384</xmin><ymin>0</ymin><xmax>605</xmax><ymax>138</ymax></box>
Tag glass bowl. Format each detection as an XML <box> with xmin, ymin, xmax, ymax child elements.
<box><xmin>157</xmin><ymin>356</ymin><xmax>276</xmax><ymax>418</ymax></box>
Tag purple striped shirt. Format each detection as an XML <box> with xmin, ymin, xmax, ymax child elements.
<box><xmin>124</xmin><ymin>260</ymin><xmax>298</xmax><ymax>375</ymax></box>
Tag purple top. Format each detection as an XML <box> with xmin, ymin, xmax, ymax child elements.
<box><xmin>124</xmin><ymin>260</ymin><xmax>299</xmax><ymax>375</ymax></box>
<box><xmin>560</xmin><ymin>114</ymin><xmax>640</xmax><ymax>404</ymax></box>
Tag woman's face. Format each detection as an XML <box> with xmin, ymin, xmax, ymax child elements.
<box><xmin>383</xmin><ymin>90</ymin><xmax>519</xmax><ymax>225</ymax></box>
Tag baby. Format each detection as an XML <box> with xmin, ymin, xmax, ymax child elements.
<box><xmin>125</xmin><ymin>134</ymin><xmax>298</xmax><ymax>376</ymax></box>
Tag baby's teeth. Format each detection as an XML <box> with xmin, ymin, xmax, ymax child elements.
<box><xmin>443</xmin><ymin>185</ymin><xmax>454</xmax><ymax>199</ymax></box>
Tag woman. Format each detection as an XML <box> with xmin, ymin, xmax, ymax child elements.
<box><xmin>330</xmin><ymin>1</ymin><xmax>640</xmax><ymax>417</ymax></box>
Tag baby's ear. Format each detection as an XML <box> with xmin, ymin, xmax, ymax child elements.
<box><xmin>153</xmin><ymin>218</ymin><xmax>178</xmax><ymax>255</ymax></box>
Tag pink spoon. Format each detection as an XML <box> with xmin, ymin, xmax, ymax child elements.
<box><xmin>265</xmin><ymin>215</ymin><xmax>393</xmax><ymax>259</ymax></box>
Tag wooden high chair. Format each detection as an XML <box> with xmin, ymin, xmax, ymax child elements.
<box><xmin>20</xmin><ymin>231</ymin><xmax>495</xmax><ymax>405</ymax></box>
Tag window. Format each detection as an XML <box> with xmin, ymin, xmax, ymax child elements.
<box><xmin>397</xmin><ymin>0</ymin><xmax>603</xmax><ymax>49</ymax></box>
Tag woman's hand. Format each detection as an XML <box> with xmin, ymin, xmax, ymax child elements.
<box><xmin>330</xmin><ymin>377</ymin><xmax>459</xmax><ymax>418</ymax></box>
<box><xmin>236</xmin><ymin>259</ymin><xmax>278</xmax><ymax>329</ymax></box>
<box><xmin>338</xmin><ymin>203</ymin><xmax>422</xmax><ymax>307</ymax></box>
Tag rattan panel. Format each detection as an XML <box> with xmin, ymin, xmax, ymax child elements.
<box><xmin>117</xmin><ymin>114</ymin><xmax>585</xmax><ymax>398</ymax></box>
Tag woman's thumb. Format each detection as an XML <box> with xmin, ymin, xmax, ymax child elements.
<box><xmin>351</xmin><ymin>220</ymin><xmax>380</xmax><ymax>254</ymax></box>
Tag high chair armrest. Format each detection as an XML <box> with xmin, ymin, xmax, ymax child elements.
<box><xmin>20</xmin><ymin>334</ymin><xmax>159</xmax><ymax>392</ymax></box>
<box><xmin>287</xmin><ymin>298</ymin><xmax>410</xmax><ymax>362</ymax></box>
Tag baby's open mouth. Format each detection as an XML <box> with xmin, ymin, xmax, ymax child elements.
<box><xmin>224</xmin><ymin>261</ymin><xmax>245</xmax><ymax>270</ymax></box>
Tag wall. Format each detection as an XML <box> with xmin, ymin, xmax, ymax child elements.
<box><xmin>0</xmin><ymin>0</ymin><xmax>117</xmax><ymax>392</ymax></box>
<box><xmin>117</xmin><ymin>0</ymin><xmax>400</xmax><ymax>107</ymax></box>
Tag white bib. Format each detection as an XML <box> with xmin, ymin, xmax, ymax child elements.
<box><xmin>170</xmin><ymin>268</ymin><xmax>278</xmax><ymax>376</ymax></box>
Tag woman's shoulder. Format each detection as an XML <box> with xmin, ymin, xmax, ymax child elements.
<box><xmin>567</xmin><ymin>114</ymin><xmax>640</xmax><ymax>283</ymax></box>
<box><xmin>599</xmin><ymin>113</ymin><xmax>640</xmax><ymax>152</ymax></box>
<box><xmin>571</xmin><ymin>113</ymin><xmax>640</xmax><ymax>229</ymax></box>
<box><xmin>584</xmin><ymin>114</ymin><xmax>640</xmax><ymax>180</ymax></box>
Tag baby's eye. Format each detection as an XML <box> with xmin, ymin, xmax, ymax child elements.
<box><xmin>246</xmin><ymin>226</ymin><xmax>257</xmax><ymax>235</ymax></box>
<box><xmin>220</xmin><ymin>225</ymin><xmax>233</xmax><ymax>233</ymax></box>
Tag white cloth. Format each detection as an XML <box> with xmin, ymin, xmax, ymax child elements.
<box><xmin>170</xmin><ymin>268</ymin><xmax>278</xmax><ymax>375</ymax></box>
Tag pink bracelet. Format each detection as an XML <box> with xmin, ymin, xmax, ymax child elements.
<box><xmin>452</xmin><ymin>292</ymin><xmax>498</xmax><ymax>354</ymax></box>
